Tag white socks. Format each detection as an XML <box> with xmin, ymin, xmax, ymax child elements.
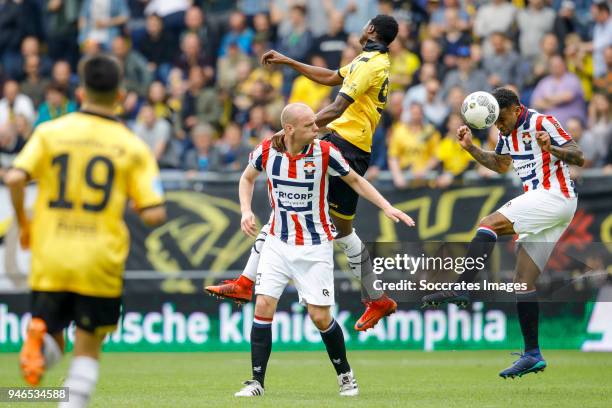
<box><xmin>59</xmin><ymin>356</ymin><xmax>99</xmax><ymax>408</ymax></box>
<box><xmin>42</xmin><ymin>333</ymin><xmax>62</xmax><ymax>369</ymax></box>
<box><xmin>242</xmin><ymin>230</ymin><xmax>267</xmax><ymax>281</ymax></box>
<box><xmin>335</xmin><ymin>229</ymin><xmax>384</xmax><ymax>300</ymax></box>
<box><xmin>335</xmin><ymin>230</ymin><xmax>364</xmax><ymax>279</ymax></box>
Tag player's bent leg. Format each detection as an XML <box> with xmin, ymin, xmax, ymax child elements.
<box><xmin>235</xmin><ymin>295</ymin><xmax>278</xmax><ymax>397</ymax></box>
<box><xmin>332</xmin><ymin>216</ymin><xmax>397</xmax><ymax>331</ymax></box>
<box><xmin>206</xmin><ymin>230</ymin><xmax>267</xmax><ymax>304</ymax></box>
<box><xmin>308</xmin><ymin>304</ymin><xmax>358</xmax><ymax>397</ymax></box>
<box><xmin>59</xmin><ymin>327</ymin><xmax>106</xmax><ymax>408</ymax></box>
<box><xmin>500</xmin><ymin>246</ymin><xmax>546</xmax><ymax>379</ymax></box>
<box><xmin>422</xmin><ymin>212</ymin><xmax>514</xmax><ymax>309</ymax></box>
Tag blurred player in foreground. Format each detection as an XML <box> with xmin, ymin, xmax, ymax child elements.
<box><xmin>422</xmin><ymin>87</ymin><xmax>584</xmax><ymax>378</ymax></box>
<box><xmin>234</xmin><ymin>103</ymin><xmax>414</xmax><ymax>397</ymax></box>
<box><xmin>4</xmin><ymin>54</ymin><xmax>166</xmax><ymax>407</ymax></box>
<box><xmin>208</xmin><ymin>14</ymin><xmax>400</xmax><ymax>331</ymax></box>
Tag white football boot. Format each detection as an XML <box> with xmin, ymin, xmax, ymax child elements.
<box><xmin>234</xmin><ymin>380</ymin><xmax>264</xmax><ymax>397</ymax></box>
<box><xmin>337</xmin><ymin>371</ymin><xmax>359</xmax><ymax>396</ymax></box>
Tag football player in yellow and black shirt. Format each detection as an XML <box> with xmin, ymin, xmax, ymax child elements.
<box><xmin>4</xmin><ymin>54</ymin><xmax>166</xmax><ymax>403</ymax></box>
<box><xmin>207</xmin><ymin>15</ymin><xmax>402</xmax><ymax>332</ymax></box>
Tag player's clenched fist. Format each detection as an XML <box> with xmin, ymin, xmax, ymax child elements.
<box><xmin>241</xmin><ymin>210</ymin><xmax>257</xmax><ymax>237</ymax></box>
<box><xmin>535</xmin><ymin>131</ymin><xmax>551</xmax><ymax>152</ymax></box>
<box><xmin>456</xmin><ymin>125</ymin><xmax>473</xmax><ymax>149</ymax></box>
<box><xmin>261</xmin><ymin>50</ymin><xmax>289</xmax><ymax>66</ymax></box>
<box><xmin>383</xmin><ymin>206</ymin><xmax>416</xmax><ymax>227</ymax></box>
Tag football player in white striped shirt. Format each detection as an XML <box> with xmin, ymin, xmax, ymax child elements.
<box><xmin>234</xmin><ymin>103</ymin><xmax>414</xmax><ymax>397</ymax></box>
<box><xmin>422</xmin><ymin>88</ymin><xmax>584</xmax><ymax>379</ymax></box>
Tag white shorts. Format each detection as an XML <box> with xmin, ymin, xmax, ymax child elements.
<box><xmin>255</xmin><ymin>235</ymin><xmax>335</xmax><ymax>306</ymax></box>
<box><xmin>497</xmin><ymin>189</ymin><xmax>577</xmax><ymax>271</ymax></box>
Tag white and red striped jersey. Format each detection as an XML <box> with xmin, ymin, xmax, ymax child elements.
<box><xmin>495</xmin><ymin>106</ymin><xmax>576</xmax><ymax>198</ymax></box>
<box><xmin>249</xmin><ymin>138</ymin><xmax>350</xmax><ymax>245</ymax></box>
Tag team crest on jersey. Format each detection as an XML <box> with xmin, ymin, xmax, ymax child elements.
<box><xmin>304</xmin><ymin>160</ymin><xmax>316</xmax><ymax>179</ymax></box>
<box><xmin>522</xmin><ymin>132</ymin><xmax>532</xmax><ymax>151</ymax></box>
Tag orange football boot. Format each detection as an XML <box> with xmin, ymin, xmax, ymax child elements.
<box><xmin>205</xmin><ymin>275</ymin><xmax>254</xmax><ymax>304</ymax></box>
<box><xmin>20</xmin><ymin>318</ymin><xmax>47</xmax><ymax>386</ymax></box>
<box><xmin>354</xmin><ymin>294</ymin><xmax>397</xmax><ymax>331</ymax></box>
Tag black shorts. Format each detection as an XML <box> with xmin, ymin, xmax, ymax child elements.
<box><xmin>322</xmin><ymin>132</ymin><xmax>371</xmax><ymax>219</ymax></box>
<box><xmin>30</xmin><ymin>291</ymin><xmax>122</xmax><ymax>335</ymax></box>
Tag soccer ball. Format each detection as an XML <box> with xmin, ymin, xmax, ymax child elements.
<box><xmin>460</xmin><ymin>91</ymin><xmax>499</xmax><ymax>130</ymax></box>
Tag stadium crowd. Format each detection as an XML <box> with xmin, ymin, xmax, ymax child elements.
<box><xmin>0</xmin><ymin>0</ymin><xmax>610</xmax><ymax>187</ymax></box>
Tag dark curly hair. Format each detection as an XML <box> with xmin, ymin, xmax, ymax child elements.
<box><xmin>492</xmin><ymin>87</ymin><xmax>520</xmax><ymax>111</ymax></box>
<box><xmin>370</xmin><ymin>14</ymin><xmax>398</xmax><ymax>46</ymax></box>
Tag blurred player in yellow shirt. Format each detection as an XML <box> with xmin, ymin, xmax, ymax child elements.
<box><xmin>4</xmin><ymin>54</ymin><xmax>166</xmax><ymax>406</ymax></box>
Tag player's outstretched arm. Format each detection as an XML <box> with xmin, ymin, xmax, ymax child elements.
<box><xmin>239</xmin><ymin>165</ymin><xmax>260</xmax><ymax>237</ymax></box>
<box><xmin>261</xmin><ymin>50</ymin><xmax>343</xmax><ymax>86</ymax></box>
<box><xmin>535</xmin><ymin>131</ymin><xmax>584</xmax><ymax>167</ymax></box>
<box><xmin>340</xmin><ymin>170</ymin><xmax>415</xmax><ymax>227</ymax></box>
<box><xmin>457</xmin><ymin>125</ymin><xmax>512</xmax><ymax>174</ymax></box>
<box><xmin>3</xmin><ymin>168</ymin><xmax>30</xmax><ymax>248</ymax></box>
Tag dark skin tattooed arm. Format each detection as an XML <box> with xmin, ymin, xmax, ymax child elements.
<box><xmin>536</xmin><ymin>131</ymin><xmax>585</xmax><ymax>167</ymax></box>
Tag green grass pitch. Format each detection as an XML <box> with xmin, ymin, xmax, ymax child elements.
<box><xmin>1</xmin><ymin>350</ymin><xmax>611</xmax><ymax>407</ymax></box>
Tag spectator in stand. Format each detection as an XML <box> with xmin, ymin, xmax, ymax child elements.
<box><xmin>564</xmin><ymin>33</ymin><xmax>593</xmax><ymax>101</ymax></box>
<box><xmin>516</xmin><ymin>0</ymin><xmax>555</xmax><ymax>60</ymax></box>
<box><xmin>147</xmin><ymin>81</ymin><xmax>175</xmax><ymax>122</ymax></box>
<box><xmin>183</xmin><ymin>122</ymin><xmax>219</xmax><ymax>172</ymax></box>
<box><xmin>0</xmin><ymin>0</ymin><xmax>29</xmax><ymax>80</ymax></box>
<box><xmin>180</xmin><ymin>65</ymin><xmax>224</xmax><ymax>132</ymax></box>
<box><xmin>435</xmin><ymin>113</ymin><xmax>479</xmax><ymax>188</ymax></box>
<box><xmin>252</xmin><ymin>12</ymin><xmax>275</xmax><ymax>46</ymax></box>
<box><xmin>33</xmin><ymin>83</ymin><xmax>77</xmax><ymax>128</ymax></box>
<box><xmin>483</xmin><ymin>32</ymin><xmax>522</xmax><ymax>89</ymax></box>
<box><xmin>45</xmin><ymin>0</ymin><xmax>81</xmax><ymax>69</ymax></box>
<box><xmin>288</xmin><ymin>55</ymin><xmax>332</xmax><ymax>111</ymax></box>
<box><xmin>20</xmin><ymin>55</ymin><xmax>51</xmax><ymax>107</ymax></box>
<box><xmin>0</xmin><ymin>118</ymin><xmax>28</xmax><ymax>174</ymax></box>
<box><xmin>402</xmin><ymin>63</ymin><xmax>437</xmax><ymax>113</ymax></box>
<box><xmin>217</xmin><ymin>42</ymin><xmax>252</xmax><ymax>91</ymax></box>
<box><xmin>214</xmin><ymin>122</ymin><xmax>252</xmax><ymax>172</ymax></box>
<box><xmin>51</xmin><ymin>60</ymin><xmax>78</xmax><ymax>100</ymax></box>
<box><xmin>582</xmin><ymin>93</ymin><xmax>612</xmax><ymax>167</ymax></box>
<box><xmin>78</xmin><ymin>0</ymin><xmax>129</xmax><ymax>50</ymax></box>
<box><xmin>183</xmin><ymin>5</ymin><xmax>219</xmax><ymax>66</ymax></box>
<box><xmin>388</xmin><ymin>102</ymin><xmax>441</xmax><ymax>188</ymax></box>
<box><xmin>276</xmin><ymin>4</ymin><xmax>313</xmax><ymax>97</ymax></box>
<box><xmin>403</xmin><ymin>78</ymin><xmax>448</xmax><ymax>130</ymax></box>
<box><xmin>593</xmin><ymin>45</ymin><xmax>611</xmax><ymax>94</ymax></box>
<box><xmin>143</xmin><ymin>0</ymin><xmax>189</xmax><ymax>38</ymax></box>
<box><xmin>419</xmin><ymin>38</ymin><xmax>446</xmax><ymax>81</ymax></box>
<box><xmin>219</xmin><ymin>11</ymin><xmax>254</xmax><ymax>58</ymax></box>
<box><xmin>0</xmin><ymin>80</ymin><xmax>35</xmax><ymax>126</ymax></box>
<box><xmin>553</xmin><ymin>1</ymin><xmax>583</xmax><ymax>50</ymax></box>
<box><xmin>339</xmin><ymin>0</ymin><xmax>378</xmax><ymax>35</ymax></box>
<box><xmin>138</xmin><ymin>14</ymin><xmax>178</xmax><ymax>83</ymax></box>
<box><xmin>440</xmin><ymin>7</ymin><xmax>472</xmax><ymax>71</ymax></box>
<box><xmin>309</xmin><ymin>12</ymin><xmax>348</xmax><ymax>70</ymax></box>
<box><xmin>527</xmin><ymin>33</ymin><xmax>559</xmax><ymax>90</ymax></box>
<box><xmin>13</xmin><ymin>37</ymin><xmax>53</xmax><ymax>81</ymax></box>
<box><xmin>442</xmin><ymin>46</ymin><xmax>490</xmax><ymax>98</ymax></box>
<box><xmin>474</xmin><ymin>0</ymin><xmax>517</xmax><ymax>43</ymax></box>
<box><xmin>242</xmin><ymin>104</ymin><xmax>273</xmax><ymax>144</ymax></box>
<box><xmin>590</xmin><ymin>1</ymin><xmax>612</xmax><ymax>81</ymax></box>
<box><xmin>133</xmin><ymin>104</ymin><xmax>172</xmax><ymax>164</ymax></box>
<box><xmin>112</xmin><ymin>35</ymin><xmax>153</xmax><ymax>98</ymax></box>
<box><xmin>175</xmin><ymin>32</ymin><xmax>215</xmax><ymax>83</ymax></box>
<box><xmin>388</xmin><ymin>38</ymin><xmax>420</xmax><ymax>92</ymax></box>
<box><xmin>431</xmin><ymin>0</ymin><xmax>470</xmax><ymax>27</ymax></box>
<box><xmin>532</xmin><ymin>55</ymin><xmax>586</xmax><ymax>126</ymax></box>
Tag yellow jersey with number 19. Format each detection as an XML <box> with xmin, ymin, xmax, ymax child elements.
<box><xmin>12</xmin><ymin>111</ymin><xmax>164</xmax><ymax>297</ymax></box>
<box><xmin>327</xmin><ymin>46</ymin><xmax>390</xmax><ymax>153</ymax></box>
